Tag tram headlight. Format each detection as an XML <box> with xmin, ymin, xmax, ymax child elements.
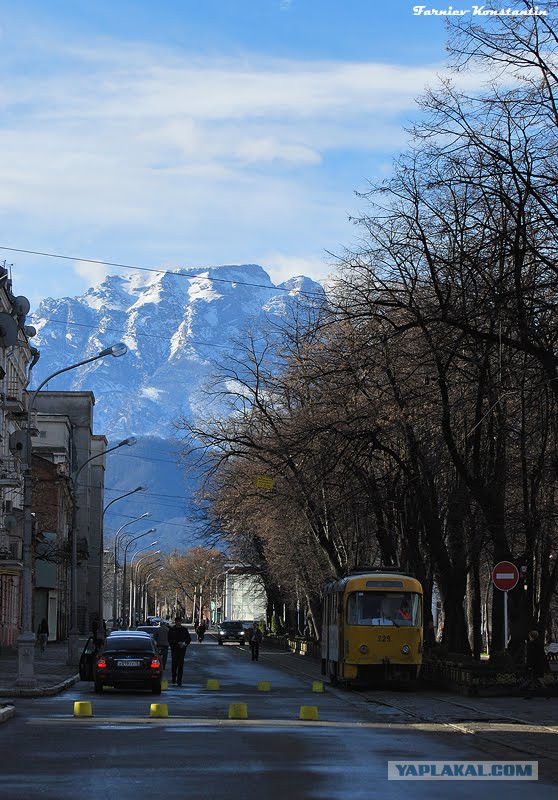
<box><xmin>359</xmin><ymin>644</ymin><xmax>369</xmax><ymax>654</ymax></box>
<box><xmin>401</xmin><ymin>644</ymin><xmax>411</xmax><ymax>655</ymax></box>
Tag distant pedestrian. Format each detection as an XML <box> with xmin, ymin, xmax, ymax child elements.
<box><xmin>155</xmin><ymin>621</ymin><xmax>170</xmax><ymax>669</ymax></box>
<box><xmin>91</xmin><ymin>615</ymin><xmax>105</xmax><ymax>646</ymax></box>
<box><xmin>37</xmin><ymin>618</ymin><xmax>49</xmax><ymax>652</ymax></box>
<box><xmin>247</xmin><ymin>622</ymin><xmax>263</xmax><ymax>661</ymax></box>
<box><xmin>168</xmin><ymin>617</ymin><xmax>191</xmax><ymax>686</ymax></box>
<box><xmin>524</xmin><ymin>630</ymin><xmax>548</xmax><ymax>697</ymax></box>
<box><xmin>196</xmin><ymin>621</ymin><xmax>206</xmax><ymax>642</ymax></box>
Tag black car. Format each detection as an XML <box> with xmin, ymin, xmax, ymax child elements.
<box><xmin>135</xmin><ymin>625</ymin><xmax>160</xmax><ymax>640</ymax></box>
<box><xmin>94</xmin><ymin>634</ymin><xmax>162</xmax><ymax>693</ymax></box>
<box><xmin>217</xmin><ymin>621</ymin><xmax>245</xmax><ymax>645</ymax></box>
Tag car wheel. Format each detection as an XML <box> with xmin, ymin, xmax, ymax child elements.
<box><xmin>94</xmin><ymin>681</ymin><xmax>103</xmax><ymax>693</ymax></box>
<box><xmin>151</xmin><ymin>682</ymin><xmax>162</xmax><ymax>695</ymax></box>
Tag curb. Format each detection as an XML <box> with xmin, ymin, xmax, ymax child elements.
<box><xmin>0</xmin><ymin>704</ymin><xmax>15</xmax><ymax>724</ymax></box>
<box><xmin>0</xmin><ymin>673</ymin><xmax>80</xmax><ymax>698</ymax></box>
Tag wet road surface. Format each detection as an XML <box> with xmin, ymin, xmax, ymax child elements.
<box><xmin>1</xmin><ymin>633</ymin><xmax>557</xmax><ymax>799</ymax></box>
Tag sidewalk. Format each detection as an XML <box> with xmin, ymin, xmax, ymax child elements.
<box><xmin>0</xmin><ymin>639</ymin><xmax>81</xmax><ymax>699</ymax></box>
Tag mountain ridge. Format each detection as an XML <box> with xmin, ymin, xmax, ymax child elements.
<box><xmin>30</xmin><ymin>263</ymin><xmax>324</xmax><ymax>551</ymax></box>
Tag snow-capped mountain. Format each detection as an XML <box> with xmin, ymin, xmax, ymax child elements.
<box><xmin>30</xmin><ymin>265</ymin><xmax>324</xmax><ymax>551</ymax></box>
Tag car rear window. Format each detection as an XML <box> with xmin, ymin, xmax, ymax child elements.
<box><xmin>104</xmin><ymin>638</ymin><xmax>155</xmax><ymax>652</ymax></box>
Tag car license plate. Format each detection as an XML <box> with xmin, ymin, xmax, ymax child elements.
<box><xmin>117</xmin><ymin>660</ymin><xmax>141</xmax><ymax>667</ymax></box>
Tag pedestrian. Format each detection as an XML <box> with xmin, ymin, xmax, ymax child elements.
<box><xmin>155</xmin><ymin>621</ymin><xmax>170</xmax><ymax>669</ymax></box>
<box><xmin>524</xmin><ymin>629</ymin><xmax>548</xmax><ymax>697</ymax></box>
<box><xmin>37</xmin><ymin>618</ymin><xmax>49</xmax><ymax>652</ymax></box>
<box><xmin>196</xmin><ymin>621</ymin><xmax>206</xmax><ymax>643</ymax></box>
<box><xmin>247</xmin><ymin>622</ymin><xmax>263</xmax><ymax>661</ymax></box>
<box><xmin>168</xmin><ymin>617</ymin><xmax>191</xmax><ymax>686</ymax></box>
<box><xmin>91</xmin><ymin>615</ymin><xmax>106</xmax><ymax>646</ymax></box>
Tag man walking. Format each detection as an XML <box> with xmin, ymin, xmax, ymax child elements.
<box><xmin>168</xmin><ymin>617</ymin><xmax>191</xmax><ymax>686</ymax></box>
<box><xmin>247</xmin><ymin>622</ymin><xmax>263</xmax><ymax>661</ymax></box>
<box><xmin>155</xmin><ymin>620</ymin><xmax>170</xmax><ymax>669</ymax></box>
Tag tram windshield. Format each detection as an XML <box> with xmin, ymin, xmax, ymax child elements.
<box><xmin>346</xmin><ymin>591</ymin><xmax>421</xmax><ymax>626</ymax></box>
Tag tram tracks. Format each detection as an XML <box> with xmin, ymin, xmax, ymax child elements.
<box><xmin>349</xmin><ymin>688</ymin><xmax>558</xmax><ymax>764</ymax></box>
<box><xmin>241</xmin><ymin>647</ymin><xmax>558</xmax><ymax>766</ymax></box>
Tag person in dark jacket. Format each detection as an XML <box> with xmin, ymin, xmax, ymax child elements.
<box><xmin>525</xmin><ymin>629</ymin><xmax>548</xmax><ymax>697</ymax></box>
<box><xmin>247</xmin><ymin>622</ymin><xmax>263</xmax><ymax>661</ymax></box>
<box><xmin>168</xmin><ymin>618</ymin><xmax>191</xmax><ymax>686</ymax></box>
<box><xmin>196</xmin><ymin>621</ymin><xmax>206</xmax><ymax>643</ymax></box>
<box><xmin>91</xmin><ymin>615</ymin><xmax>106</xmax><ymax>647</ymax></box>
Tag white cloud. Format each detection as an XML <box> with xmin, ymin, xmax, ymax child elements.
<box><xmin>0</xmin><ymin>35</ymin><xmax>489</xmax><ymax>301</ymax></box>
<box><xmin>262</xmin><ymin>252</ymin><xmax>333</xmax><ymax>285</ymax></box>
<box><xmin>73</xmin><ymin>259</ymin><xmax>113</xmax><ymax>287</ymax></box>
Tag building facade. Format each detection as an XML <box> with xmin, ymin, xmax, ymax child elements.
<box><xmin>33</xmin><ymin>392</ymin><xmax>107</xmax><ymax>636</ymax></box>
<box><xmin>0</xmin><ymin>266</ymin><xmax>36</xmax><ymax>649</ymax></box>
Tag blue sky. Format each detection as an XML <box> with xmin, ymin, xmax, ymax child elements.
<box><xmin>0</xmin><ymin>1</ymin><xmax>476</xmax><ymax>306</ymax></box>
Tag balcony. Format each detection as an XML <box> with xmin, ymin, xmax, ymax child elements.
<box><xmin>0</xmin><ymin>455</ymin><xmax>22</xmax><ymax>487</ymax></box>
<box><xmin>0</xmin><ymin>377</ymin><xmax>25</xmax><ymax>413</ymax></box>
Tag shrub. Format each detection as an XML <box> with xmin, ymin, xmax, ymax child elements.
<box><xmin>489</xmin><ymin>650</ymin><xmax>517</xmax><ymax>670</ymax></box>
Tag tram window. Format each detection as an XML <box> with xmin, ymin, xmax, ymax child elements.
<box><xmin>346</xmin><ymin>592</ymin><xmax>421</xmax><ymax>626</ymax></box>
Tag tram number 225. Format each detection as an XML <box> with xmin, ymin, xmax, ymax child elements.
<box><xmin>377</xmin><ymin>634</ymin><xmax>391</xmax><ymax>643</ymax></box>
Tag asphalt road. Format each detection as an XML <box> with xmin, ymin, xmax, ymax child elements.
<box><xmin>1</xmin><ymin>633</ymin><xmax>557</xmax><ymax>799</ymax></box>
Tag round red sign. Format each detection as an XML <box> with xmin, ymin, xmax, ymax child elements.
<box><xmin>492</xmin><ymin>561</ymin><xmax>519</xmax><ymax>592</ymax></box>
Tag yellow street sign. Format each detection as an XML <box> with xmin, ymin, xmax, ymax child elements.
<box><xmin>255</xmin><ymin>475</ymin><xmax>275</xmax><ymax>490</ymax></box>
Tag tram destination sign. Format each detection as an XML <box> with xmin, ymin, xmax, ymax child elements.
<box><xmin>492</xmin><ymin>561</ymin><xmax>519</xmax><ymax>592</ymax></box>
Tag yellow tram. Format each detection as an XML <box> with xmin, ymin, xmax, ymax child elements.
<box><xmin>321</xmin><ymin>569</ymin><xmax>423</xmax><ymax>685</ymax></box>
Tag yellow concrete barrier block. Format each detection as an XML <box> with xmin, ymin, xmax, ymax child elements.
<box><xmin>311</xmin><ymin>681</ymin><xmax>324</xmax><ymax>693</ymax></box>
<box><xmin>299</xmin><ymin>705</ymin><xmax>319</xmax><ymax>721</ymax></box>
<box><xmin>150</xmin><ymin>703</ymin><xmax>169</xmax><ymax>718</ymax></box>
<box><xmin>206</xmin><ymin>679</ymin><xmax>220</xmax><ymax>691</ymax></box>
<box><xmin>257</xmin><ymin>681</ymin><xmax>271</xmax><ymax>692</ymax></box>
<box><xmin>228</xmin><ymin>702</ymin><xmax>248</xmax><ymax>719</ymax></box>
<box><xmin>161</xmin><ymin>679</ymin><xmax>168</xmax><ymax>691</ymax></box>
<box><xmin>73</xmin><ymin>701</ymin><xmax>93</xmax><ymax>717</ymax></box>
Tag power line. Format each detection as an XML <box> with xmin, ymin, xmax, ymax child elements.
<box><xmin>0</xmin><ymin>245</ymin><xmax>326</xmax><ymax>298</ymax></box>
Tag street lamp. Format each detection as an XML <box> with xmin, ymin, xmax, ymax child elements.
<box><xmin>140</xmin><ymin>566</ymin><xmax>164</xmax><ymax>621</ymax></box>
<box><xmin>121</xmin><ymin>530</ymin><xmax>157</xmax><ymax>626</ymax></box>
<box><xmin>128</xmin><ymin>540</ymin><xmax>161</xmax><ymax>621</ymax></box>
<box><xmin>111</xmin><ymin>513</ymin><xmax>152</xmax><ymax>627</ymax></box>
<box><xmin>17</xmin><ymin>342</ymin><xmax>128</xmax><ymax>687</ymax></box>
<box><xmin>129</xmin><ymin>551</ymin><xmax>161</xmax><ymax>626</ymax></box>
<box><xmin>67</xmin><ymin>436</ymin><xmax>136</xmax><ymax>665</ymax></box>
<box><xmin>99</xmin><ymin>485</ymin><xmax>146</xmax><ymax>620</ymax></box>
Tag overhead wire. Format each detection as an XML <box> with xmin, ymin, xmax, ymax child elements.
<box><xmin>0</xmin><ymin>245</ymin><xmax>327</xmax><ymax>298</ymax></box>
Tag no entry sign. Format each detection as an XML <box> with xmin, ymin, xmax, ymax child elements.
<box><xmin>492</xmin><ymin>561</ymin><xmax>519</xmax><ymax>592</ymax></box>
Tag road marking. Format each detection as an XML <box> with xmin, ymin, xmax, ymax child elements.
<box><xmin>25</xmin><ymin>717</ymin><xmax>558</xmax><ymax>733</ymax></box>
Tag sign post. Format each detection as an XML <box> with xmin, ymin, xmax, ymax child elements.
<box><xmin>492</xmin><ymin>561</ymin><xmax>519</xmax><ymax>648</ymax></box>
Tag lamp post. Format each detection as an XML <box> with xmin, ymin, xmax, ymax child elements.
<box><xmin>99</xmin><ymin>485</ymin><xmax>146</xmax><ymax>620</ymax></box>
<box><xmin>141</xmin><ymin>566</ymin><xmax>163</xmax><ymax>620</ymax></box>
<box><xmin>129</xmin><ymin>551</ymin><xmax>161</xmax><ymax>626</ymax></box>
<box><xmin>211</xmin><ymin>571</ymin><xmax>229</xmax><ymax>625</ymax></box>
<box><xmin>17</xmin><ymin>342</ymin><xmax>128</xmax><ymax>687</ymax></box>
<box><xmin>67</xmin><ymin>436</ymin><xmax>137</xmax><ymax>665</ymax></box>
<box><xmin>128</xmin><ymin>546</ymin><xmax>159</xmax><ymax>621</ymax></box>
<box><xmin>111</xmin><ymin>513</ymin><xmax>152</xmax><ymax>628</ymax></box>
<box><xmin>121</xmin><ymin>530</ymin><xmax>157</xmax><ymax>626</ymax></box>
